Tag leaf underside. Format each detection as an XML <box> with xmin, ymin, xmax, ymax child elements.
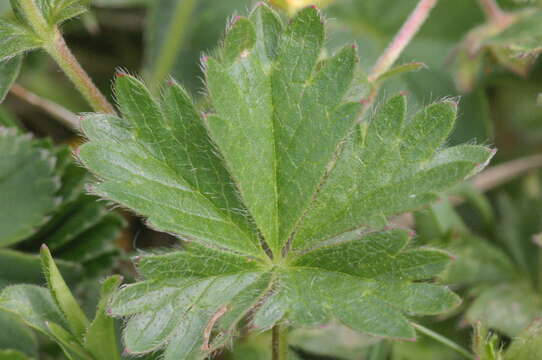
<box><xmin>77</xmin><ymin>3</ymin><xmax>494</xmax><ymax>359</ymax></box>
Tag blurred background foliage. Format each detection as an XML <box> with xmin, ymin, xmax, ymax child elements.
<box><xmin>1</xmin><ymin>0</ymin><xmax>542</xmax><ymax>359</ymax></box>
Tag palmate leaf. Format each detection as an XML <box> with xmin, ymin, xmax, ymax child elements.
<box><xmin>77</xmin><ymin>3</ymin><xmax>494</xmax><ymax>358</ymax></box>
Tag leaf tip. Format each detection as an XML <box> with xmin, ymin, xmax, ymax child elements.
<box><xmin>40</xmin><ymin>244</ymin><xmax>51</xmax><ymax>259</ymax></box>
<box><xmin>115</xmin><ymin>71</ymin><xmax>128</xmax><ymax>78</ymax></box>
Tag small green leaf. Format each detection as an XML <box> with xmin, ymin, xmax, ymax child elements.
<box><xmin>0</xmin><ymin>128</ymin><xmax>60</xmax><ymax>247</ymax></box>
<box><xmin>0</xmin><ymin>284</ymin><xmax>67</xmax><ymax>336</ymax></box>
<box><xmin>40</xmin><ymin>244</ymin><xmax>89</xmax><ymax>339</ymax></box>
<box><xmin>0</xmin><ymin>310</ymin><xmax>38</xmax><ymax>358</ymax></box>
<box><xmin>45</xmin><ymin>321</ymin><xmax>93</xmax><ymax>360</ymax></box>
<box><xmin>0</xmin><ymin>15</ymin><xmax>41</xmax><ymax>62</ymax></box>
<box><xmin>0</xmin><ymin>56</ymin><xmax>21</xmax><ymax>102</ymax></box>
<box><xmin>41</xmin><ymin>0</ymin><xmax>89</xmax><ymax>25</ymax></box>
<box><xmin>83</xmin><ymin>276</ymin><xmax>122</xmax><ymax>360</ymax></box>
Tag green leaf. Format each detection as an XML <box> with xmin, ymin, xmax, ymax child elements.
<box><xmin>79</xmin><ymin>81</ymin><xmax>262</xmax><ymax>257</ymax></box>
<box><xmin>0</xmin><ymin>15</ymin><xmax>41</xmax><ymax>62</ymax></box>
<box><xmin>0</xmin><ymin>56</ymin><xmax>21</xmax><ymax>102</ymax></box>
<box><xmin>77</xmin><ymin>4</ymin><xmax>493</xmax><ymax>358</ymax></box>
<box><xmin>0</xmin><ymin>128</ymin><xmax>60</xmax><ymax>247</ymax></box>
<box><xmin>40</xmin><ymin>0</ymin><xmax>89</xmax><ymax>25</ymax></box>
<box><xmin>45</xmin><ymin>321</ymin><xmax>93</xmax><ymax>360</ymax></box>
<box><xmin>10</xmin><ymin>0</ymin><xmax>88</xmax><ymax>26</ymax></box>
<box><xmin>291</xmin><ymin>95</ymin><xmax>493</xmax><ymax>251</ymax></box>
<box><xmin>40</xmin><ymin>245</ymin><xmax>89</xmax><ymax>339</ymax></box>
<box><xmin>0</xmin><ymin>284</ymin><xmax>67</xmax><ymax>336</ymax></box>
<box><xmin>0</xmin><ymin>309</ymin><xmax>38</xmax><ymax>358</ymax></box>
<box><xmin>83</xmin><ymin>276</ymin><xmax>122</xmax><ymax>360</ymax></box>
<box><xmin>108</xmin><ymin>246</ymin><xmax>272</xmax><ymax>359</ymax></box>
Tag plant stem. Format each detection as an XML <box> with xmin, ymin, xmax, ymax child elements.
<box><xmin>10</xmin><ymin>84</ymin><xmax>80</xmax><ymax>131</ymax></box>
<box><xmin>368</xmin><ymin>0</ymin><xmax>439</xmax><ymax>82</ymax></box>
<box><xmin>18</xmin><ymin>0</ymin><xmax>115</xmax><ymax>114</ymax></box>
<box><xmin>478</xmin><ymin>0</ymin><xmax>507</xmax><ymax>22</ymax></box>
<box><xmin>146</xmin><ymin>0</ymin><xmax>198</xmax><ymax>90</ymax></box>
<box><xmin>45</xmin><ymin>30</ymin><xmax>116</xmax><ymax>114</ymax></box>
<box><xmin>411</xmin><ymin>323</ymin><xmax>475</xmax><ymax>360</ymax></box>
<box><xmin>272</xmin><ymin>324</ymin><xmax>289</xmax><ymax>360</ymax></box>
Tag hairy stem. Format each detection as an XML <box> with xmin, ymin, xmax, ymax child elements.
<box><xmin>45</xmin><ymin>31</ymin><xmax>116</xmax><ymax>114</ymax></box>
<box><xmin>146</xmin><ymin>0</ymin><xmax>198</xmax><ymax>89</ymax></box>
<box><xmin>18</xmin><ymin>0</ymin><xmax>115</xmax><ymax>114</ymax></box>
<box><xmin>10</xmin><ymin>84</ymin><xmax>80</xmax><ymax>131</ymax></box>
<box><xmin>368</xmin><ymin>0</ymin><xmax>438</xmax><ymax>82</ymax></box>
<box><xmin>478</xmin><ymin>0</ymin><xmax>507</xmax><ymax>22</ymax></box>
<box><xmin>272</xmin><ymin>324</ymin><xmax>289</xmax><ymax>360</ymax></box>
<box><xmin>411</xmin><ymin>323</ymin><xmax>474</xmax><ymax>360</ymax></box>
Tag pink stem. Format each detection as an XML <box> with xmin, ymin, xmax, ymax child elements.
<box><xmin>478</xmin><ymin>0</ymin><xmax>506</xmax><ymax>22</ymax></box>
<box><xmin>368</xmin><ymin>0</ymin><xmax>438</xmax><ymax>82</ymax></box>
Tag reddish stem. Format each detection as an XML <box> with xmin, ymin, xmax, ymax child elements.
<box><xmin>368</xmin><ymin>0</ymin><xmax>438</xmax><ymax>82</ymax></box>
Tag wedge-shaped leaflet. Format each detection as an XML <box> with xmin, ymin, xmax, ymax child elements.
<box><xmin>78</xmin><ymin>76</ymin><xmax>262</xmax><ymax>257</ymax></box>
<box><xmin>108</xmin><ymin>244</ymin><xmax>272</xmax><ymax>360</ymax></box>
<box><xmin>205</xmin><ymin>5</ymin><xmax>361</xmax><ymax>252</ymax></box>
<box><xmin>292</xmin><ymin>95</ymin><xmax>494</xmax><ymax>251</ymax></box>
<box><xmin>0</xmin><ymin>128</ymin><xmax>60</xmax><ymax>247</ymax></box>
<box><xmin>253</xmin><ymin>230</ymin><xmax>459</xmax><ymax>339</ymax></box>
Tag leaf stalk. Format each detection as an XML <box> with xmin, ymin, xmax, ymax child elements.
<box><xmin>10</xmin><ymin>83</ymin><xmax>80</xmax><ymax>131</ymax></box>
<box><xmin>368</xmin><ymin>0</ymin><xmax>438</xmax><ymax>82</ymax></box>
<box><xmin>45</xmin><ymin>30</ymin><xmax>116</xmax><ymax>114</ymax></box>
<box><xmin>411</xmin><ymin>323</ymin><xmax>475</xmax><ymax>360</ymax></box>
<box><xmin>17</xmin><ymin>0</ymin><xmax>115</xmax><ymax>114</ymax></box>
<box><xmin>272</xmin><ymin>323</ymin><xmax>289</xmax><ymax>360</ymax></box>
<box><xmin>478</xmin><ymin>0</ymin><xmax>507</xmax><ymax>22</ymax></box>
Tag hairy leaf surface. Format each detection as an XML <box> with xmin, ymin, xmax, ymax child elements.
<box><xmin>77</xmin><ymin>3</ymin><xmax>493</xmax><ymax>358</ymax></box>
